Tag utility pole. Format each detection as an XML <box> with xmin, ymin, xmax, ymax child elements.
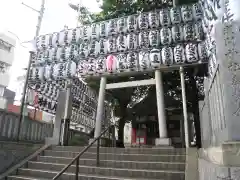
<box><xmin>17</xmin><ymin>0</ymin><xmax>46</xmax><ymax>141</ymax></box>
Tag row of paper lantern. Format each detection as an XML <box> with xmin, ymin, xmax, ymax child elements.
<box><xmin>29</xmin><ymin>60</ymin><xmax>77</xmax><ymax>82</ymax></box>
<box><xmin>72</xmin><ymin>78</ymin><xmax>97</xmax><ymax>100</ymax></box>
<box><xmin>72</xmin><ymin>99</ymin><xmax>97</xmax><ymax>116</ymax></box>
<box><xmin>29</xmin><ymin>76</ymin><xmax>97</xmax><ymax>102</ymax></box>
<box><xmin>35</xmin><ymin>3</ymin><xmax>202</xmax><ymax>49</ymax></box>
<box><xmin>34</xmin><ymin>23</ymin><xmax>203</xmax><ymax>65</ymax></box>
<box><xmin>71</xmin><ymin>108</ymin><xmax>95</xmax><ymax>128</ymax></box>
<box><xmin>30</xmin><ymin>42</ymin><xmax>206</xmax><ymax>81</ymax></box>
<box><xmin>78</xmin><ymin>42</ymin><xmax>207</xmax><ymax>74</ymax></box>
<box><xmin>27</xmin><ymin>92</ymin><xmax>58</xmax><ymax>114</ymax></box>
<box><xmin>30</xmin><ymin>42</ymin><xmax>207</xmax><ymax>81</ymax></box>
<box><xmin>27</xmin><ymin>86</ymin><xmax>97</xmax><ymax>115</ymax></box>
<box><xmin>29</xmin><ymin>82</ymin><xmax>61</xmax><ymax>100</ymax></box>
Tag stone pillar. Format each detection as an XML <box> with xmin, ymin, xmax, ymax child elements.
<box><xmin>45</xmin><ymin>86</ymin><xmax>72</xmax><ymax>145</ymax></box>
<box><xmin>180</xmin><ymin>66</ymin><xmax>189</xmax><ymax>148</ymax></box>
<box><xmin>94</xmin><ymin>77</ymin><xmax>107</xmax><ymax>138</ymax></box>
<box><xmin>155</xmin><ymin>70</ymin><xmax>171</xmax><ymax>145</ymax></box>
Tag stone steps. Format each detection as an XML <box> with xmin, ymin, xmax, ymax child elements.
<box><xmin>26</xmin><ymin>161</ymin><xmax>184</xmax><ymax>179</ymax></box>
<box><xmin>44</xmin><ymin>150</ymin><xmax>186</xmax><ymax>162</ymax></box>
<box><xmin>37</xmin><ymin>156</ymin><xmax>185</xmax><ymax>171</ymax></box>
<box><xmin>7</xmin><ymin>146</ymin><xmax>186</xmax><ymax>180</ymax></box>
<box><xmin>8</xmin><ymin>169</ymin><xmax>159</xmax><ymax>180</ymax></box>
<box><xmin>51</xmin><ymin>146</ymin><xmax>186</xmax><ymax>155</ymax></box>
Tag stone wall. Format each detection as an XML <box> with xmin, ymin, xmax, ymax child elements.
<box><xmin>0</xmin><ymin>109</ymin><xmax>53</xmax><ymax>143</ymax></box>
<box><xmin>0</xmin><ymin>142</ymin><xmax>41</xmax><ymax>174</ymax></box>
<box><xmin>198</xmin><ymin>142</ymin><xmax>240</xmax><ymax>180</ymax></box>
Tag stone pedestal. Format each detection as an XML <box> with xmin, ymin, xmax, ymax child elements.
<box><xmin>155</xmin><ymin>138</ymin><xmax>171</xmax><ymax>146</ymax></box>
<box><xmin>89</xmin><ymin>138</ymin><xmax>114</xmax><ymax>147</ymax></box>
<box><xmin>46</xmin><ymin>90</ymin><xmax>72</xmax><ymax>145</ymax></box>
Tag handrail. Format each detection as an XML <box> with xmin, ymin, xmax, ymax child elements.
<box><xmin>52</xmin><ymin>124</ymin><xmax>115</xmax><ymax>180</ymax></box>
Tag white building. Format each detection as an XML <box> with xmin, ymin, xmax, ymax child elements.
<box><xmin>0</xmin><ymin>33</ymin><xmax>16</xmax><ymax>109</ymax></box>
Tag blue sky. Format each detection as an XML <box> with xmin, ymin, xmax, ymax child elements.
<box><xmin>0</xmin><ymin>0</ymin><xmax>101</xmax><ymax>101</ymax></box>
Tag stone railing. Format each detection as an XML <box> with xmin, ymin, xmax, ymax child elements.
<box><xmin>0</xmin><ymin>109</ymin><xmax>53</xmax><ymax>143</ymax></box>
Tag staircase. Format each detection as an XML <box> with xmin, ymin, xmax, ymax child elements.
<box><xmin>7</xmin><ymin>146</ymin><xmax>186</xmax><ymax>180</ymax></box>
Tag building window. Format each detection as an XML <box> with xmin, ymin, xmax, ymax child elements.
<box><xmin>0</xmin><ymin>39</ymin><xmax>12</xmax><ymax>52</ymax></box>
<box><xmin>0</xmin><ymin>62</ymin><xmax>10</xmax><ymax>73</ymax></box>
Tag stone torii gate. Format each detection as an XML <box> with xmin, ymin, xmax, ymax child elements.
<box><xmin>93</xmin><ymin>66</ymin><xmax>191</xmax><ymax>147</ymax></box>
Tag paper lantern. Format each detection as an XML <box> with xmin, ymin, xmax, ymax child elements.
<box><xmin>126</xmin><ymin>52</ymin><xmax>138</xmax><ymax>70</ymax></box>
<box><xmin>181</xmin><ymin>5</ymin><xmax>193</xmax><ymax>23</ymax></box>
<box><xmin>77</xmin><ymin>60</ymin><xmax>85</xmax><ymax>74</ymax></box>
<box><xmin>89</xmin><ymin>40</ymin><xmax>99</xmax><ymax>57</ymax></box>
<box><xmin>172</xmin><ymin>25</ymin><xmax>183</xmax><ymax>43</ymax></box>
<box><xmin>36</xmin><ymin>51</ymin><xmax>45</xmax><ymax>64</ymax></box>
<box><xmin>82</xmin><ymin>25</ymin><xmax>90</xmax><ymax>40</ymax></box>
<box><xmin>161</xmin><ymin>47</ymin><xmax>174</xmax><ymax>65</ymax></box>
<box><xmin>195</xmin><ymin>22</ymin><xmax>204</xmax><ymax>41</ymax></box>
<box><xmin>85</xmin><ymin>58</ymin><xmax>96</xmax><ymax>74</ymax></box>
<box><xmin>198</xmin><ymin>42</ymin><xmax>208</xmax><ymax>61</ymax></box>
<box><xmin>106</xmin><ymin>55</ymin><xmax>118</xmax><ymax>72</ymax></box>
<box><xmin>49</xmin><ymin>47</ymin><xmax>57</xmax><ymax>62</ymax></box>
<box><xmin>107</xmin><ymin>20</ymin><xmax>118</xmax><ymax>36</ymax></box>
<box><xmin>150</xmin><ymin>49</ymin><xmax>161</xmax><ymax>68</ymax></box>
<box><xmin>127</xmin><ymin>33</ymin><xmax>138</xmax><ymax>50</ymax></box>
<box><xmin>41</xmin><ymin>34</ymin><xmax>51</xmax><ymax>49</ymax></box>
<box><xmin>159</xmin><ymin>9</ymin><xmax>171</xmax><ymax>27</ymax></box>
<box><xmin>117</xmin><ymin>35</ymin><xmax>127</xmax><ymax>52</ymax></box>
<box><xmin>160</xmin><ymin>27</ymin><xmax>172</xmax><ymax>45</ymax></box>
<box><xmin>138</xmin><ymin>13</ymin><xmax>149</xmax><ymax>30</ymax></box>
<box><xmin>185</xmin><ymin>43</ymin><xmax>198</xmax><ymax>62</ymax></box>
<box><xmin>33</xmin><ymin>67</ymin><xmax>44</xmax><ymax>81</ymax></box>
<box><xmin>149</xmin><ymin>30</ymin><xmax>160</xmax><ymax>48</ymax></box>
<box><xmin>183</xmin><ymin>23</ymin><xmax>195</xmax><ymax>41</ymax></box>
<box><xmin>44</xmin><ymin>65</ymin><xmax>53</xmax><ymax>81</ymax></box>
<box><xmin>79</xmin><ymin>41</ymin><xmax>89</xmax><ymax>59</ymax></box>
<box><xmin>56</xmin><ymin>46</ymin><xmax>66</xmax><ymax>62</ymax></box>
<box><xmin>149</xmin><ymin>11</ymin><xmax>159</xmax><ymax>29</ymax></box>
<box><xmin>96</xmin><ymin>56</ymin><xmax>106</xmax><ymax>73</ymax></box>
<box><xmin>65</xmin><ymin>44</ymin><xmax>78</xmax><ymax>61</ymax></box>
<box><xmin>99</xmin><ymin>22</ymin><xmax>108</xmax><ymax>38</ymax></box>
<box><xmin>99</xmin><ymin>39</ymin><xmax>108</xmax><ymax>55</ymax></box>
<box><xmin>51</xmin><ymin>32</ymin><xmax>59</xmax><ymax>48</ymax></box>
<box><xmin>139</xmin><ymin>51</ymin><xmax>150</xmax><ymax>70</ymax></box>
<box><xmin>117</xmin><ymin>54</ymin><xmax>128</xmax><ymax>72</ymax></box>
<box><xmin>127</xmin><ymin>15</ymin><xmax>138</xmax><ymax>32</ymax></box>
<box><xmin>64</xmin><ymin>61</ymin><xmax>77</xmax><ymax>78</ymax></box>
<box><xmin>117</xmin><ymin>17</ymin><xmax>127</xmax><ymax>34</ymax></box>
<box><xmin>139</xmin><ymin>31</ymin><xmax>149</xmax><ymax>49</ymax></box>
<box><xmin>75</xmin><ymin>27</ymin><xmax>82</xmax><ymax>43</ymax></box>
<box><xmin>170</xmin><ymin>7</ymin><xmax>182</xmax><ymax>24</ymax></box>
<box><xmin>107</xmin><ymin>37</ymin><xmax>117</xmax><ymax>53</ymax></box>
<box><xmin>43</xmin><ymin>49</ymin><xmax>51</xmax><ymax>64</ymax></box>
<box><xmin>53</xmin><ymin>63</ymin><xmax>65</xmax><ymax>80</ymax></box>
<box><xmin>192</xmin><ymin>3</ymin><xmax>203</xmax><ymax>21</ymax></box>
<box><xmin>58</xmin><ymin>30</ymin><xmax>67</xmax><ymax>46</ymax></box>
<box><xmin>174</xmin><ymin>44</ymin><xmax>186</xmax><ymax>64</ymax></box>
<box><xmin>91</xmin><ymin>23</ymin><xmax>99</xmax><ymax>40</ymax></box>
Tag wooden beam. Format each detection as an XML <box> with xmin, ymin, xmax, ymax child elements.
<box><xmin>106</xmin><ymin>79</ymin><xmax>155</xmax><ymax>89</ymax></box>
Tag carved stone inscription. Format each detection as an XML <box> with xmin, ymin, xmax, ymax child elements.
<box><xmin>216</xmin><ymin>22</ymin><xmax>240</xmax><ymax>140</ymax></box>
